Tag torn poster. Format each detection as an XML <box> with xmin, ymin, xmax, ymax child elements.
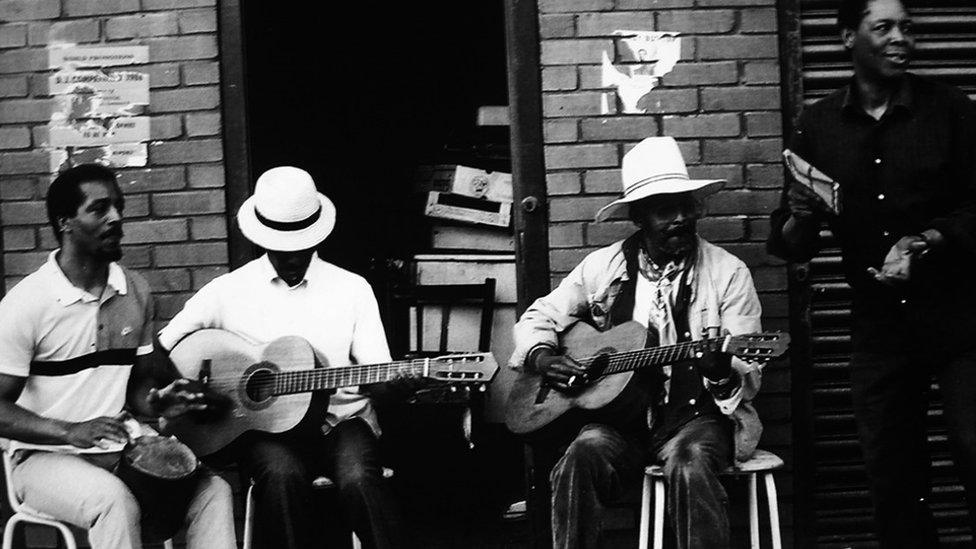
<box><xmin>48</xmin><ymin>117</ymin><xmax>150</xmax><ymax>147</ymax></box>
<box><xmin>50</xmin><ymin>70</ymin><xmax>149</xmax><ymax>117</ymax></box>
<box><xmin>601</xmin><ymin>31</ymin><xmax>681</xmax><ymax>114</ymax></box>
<box><xmin>452</xmin><ymin>166</ymin><xmax>513</xmax><ymax>203</ymax></box>
<box><xmin>68</xmin><ymin>143</ymin><xmax>148</xmax><ymax>168</ymax></box>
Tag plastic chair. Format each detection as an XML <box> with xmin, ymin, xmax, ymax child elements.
<box><xmin>1</xmin><ymin>448</ymin><xmax>174</xmax><ymax>549</ymax></box>
<box><xmin>638</xmin><ymin>449</ymin><xmax>784</xmax><ymax>549</ymax></box>
<box><xmin>242</xmin><ymin>468</ymin><xmax>394</xmax><ymax>549</ymax></box>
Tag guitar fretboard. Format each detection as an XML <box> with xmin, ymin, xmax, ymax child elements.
<box><xmin>580</xmin><ymin>337</ymin><xmax>724</xmax><ymax>375</ymax></box>
<box><xmin>270</xmin><ymin>360</ymin><xmax>429</xmax><ymax>396</ymax></box>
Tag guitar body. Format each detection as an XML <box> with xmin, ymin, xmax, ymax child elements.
<box><xmin>162</xmin><ymin>329</ymin><xmax>329</xmax><ymax>461</ymax></box>
<box><xmin>505</xmin><ymin>321</ymin><xmax>650</xmax><ymax>441</ymax></box>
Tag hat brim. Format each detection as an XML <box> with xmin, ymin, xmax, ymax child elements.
<box><xmin>594</xmin><ymin>178</ymin><xmax>725</xmax><ymax>222</ymax></box>
<box><xmin>237</xmin><ymin>193</ymin><xmax>336</xmax><ymax>251</ymax></box>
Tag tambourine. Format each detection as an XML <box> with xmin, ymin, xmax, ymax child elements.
<box><xmin>115</xmin><ymin>435</ymin><xmax>200</xmax><ymax>541</ymax></box>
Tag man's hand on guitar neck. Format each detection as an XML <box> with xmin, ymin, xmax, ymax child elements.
<box><xmin>528</xmin><ymin>345</ymin><xmax>591</xmax><ymax>392</ymax></box>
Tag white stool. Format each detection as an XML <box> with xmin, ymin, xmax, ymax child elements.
<box><xmin>638</xmin><ymin>449</ymin><xmax>783</xmax><ymax>549</ymax></box>
<box><xmin>1</xmin><ymin>448</ymin><xmax>174</xmax><ymax>549</ymax></box>
<box><xmin>243</xmin><ymin>467</ymin><xmax>394</xmax><ymax>549</ymax></box>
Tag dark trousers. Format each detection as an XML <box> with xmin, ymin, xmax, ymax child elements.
<box><xmin>851</xmin><ymin>349</ymin><xmax>976</xmax><ymax>548</ymax></box>
<box><xmin>549</xmin><ymin>415</ymin><xmax>733</xmax><ymax>549</ymax></box>
<box><xmin>237</xmin><ymin>418</ymin><xmax>406</xmax><ymax>549</ymax></box>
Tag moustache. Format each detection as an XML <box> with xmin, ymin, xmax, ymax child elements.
<box><xmin>102</xmin><ymin>228</ymin><xmax>124</xmax><ymax>239</ymax></box>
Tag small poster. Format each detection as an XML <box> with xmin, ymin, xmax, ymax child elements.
<box><xmin>48</xmin><ymin>117</ymin><xmax>150</xmax><ymax>147</ymax></box>
<box><xmin>601</xmin><ymin>31</ymin><xmax>681</xmax><ymax>114</ymax></box>
<box><xmin>451</xmin><ymin>166</ymin><xmax>513</xmax><ymax>203</ymax></box>
<box><xmin>50</xmin><ymin>70</ymin><xmax>149</xmax><ymax>117</ymax></box>
<box><xmin>49</xmin><ymin>45</ymin><xmax>148</xmax><ymax>69</ymax></box>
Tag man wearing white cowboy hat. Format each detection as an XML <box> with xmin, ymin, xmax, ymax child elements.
<box><xmin>510</xmin><ymin>137</ymin><xmax>763</xmax><ymax>549</ymax></box>
<box><xmin>159</xmin><ymin>166</ymin><xmax>406</xmax><ymax>549</ymax></box>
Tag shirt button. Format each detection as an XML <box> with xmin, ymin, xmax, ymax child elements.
<box><xmin>900</xmin><ymin>299</ymin><xmax>908</xmax><ymax>305</ymax></box>
<box><xmin>877</xmin><ymin>193</ymin><xmax>885</xmax><ymax>200</ymax></box>
<box><xmin>882</xmin><ymin>230</ymin><xmax>890</xmax><ymax>236</ymax></box>
<box><xmin>874</xmin><ymin>158</ymin><xmax>882</xmax><ymax>165</ymax></box>
<box><xmin>689</xmin><ymin>398</ymin><xmax>696</xmax><ymax>405</ymax></box>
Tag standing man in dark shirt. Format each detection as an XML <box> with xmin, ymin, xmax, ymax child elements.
<box><xmin>768</xmin><ymin>0</ymin><xmax>976</xmax><ymax>546</ymax></box>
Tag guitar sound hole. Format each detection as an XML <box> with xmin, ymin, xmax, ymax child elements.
<box><xmin>245</xmin><ymin>367</ymin><xmax>275</xmax><ymax>403</ymax></box>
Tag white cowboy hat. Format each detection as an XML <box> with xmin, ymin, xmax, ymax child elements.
<box><xmin>594</xmin><ymin>136</ymin><xmax>725</xmax><ymax>222</ymax></box>
<box><xmin>237</xmin><ymin>166</ymin><xmax>336</xmax><ymax>251</ymax></box>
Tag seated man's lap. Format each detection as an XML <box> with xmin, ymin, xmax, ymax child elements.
<box><xmin>656</xmin><ymin>414</ymin><xmax>733</xmax><ymax>474</ymax></box>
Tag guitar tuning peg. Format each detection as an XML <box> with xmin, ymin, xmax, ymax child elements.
<box><xmin>450</xmin><ymin>385</ymin><xmax>458</xmax><ymax>393</ymax></box>
<box><xmin>478</xmin><ymin>384</ymin><xmax>487</xmax><ymax>393</ymax></box>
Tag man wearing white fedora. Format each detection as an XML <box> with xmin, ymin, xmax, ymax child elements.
<box><xmin>509</xmin><ymin>137</ymin><xmax>763</xmax><ymax>549</ymax></box>
<box><xmin>159</xmin><ymin>166</ymin><xmax>405</xmax><ymax>548</ymax></box>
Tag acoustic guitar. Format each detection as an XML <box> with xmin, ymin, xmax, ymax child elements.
<box><xmin>161</xmin><ymin>329</ymin><xmax>498</xmax><ymax>460</ymax></box>
<box><xmin>504</xmin><ymin>321</ymin><xmax>789</xmax><ymax>440</ymax></box>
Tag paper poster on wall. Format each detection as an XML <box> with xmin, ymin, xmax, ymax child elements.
<box><xmin>50</xmin><ymin>70</ymin><xmax>149</xmax><ymax>117</ymax></box>
<box><xmin>601</xmin><ymin>31</ymin><xmax>681</xmax><ymax>114</ymax></box>
<box><xmin>69</xmin><ymin>143</ymin><xmax>148</xmax><ymax>168</ymax></box>
<box><xmin>48</xmin><ymin>45</ymin><xmax>148</xmax><ymax>69</ymax></box>
<box><xmin>49</xmin><ymin>117</ymin><xmax>150</xmax><ymax>147</ymax></box>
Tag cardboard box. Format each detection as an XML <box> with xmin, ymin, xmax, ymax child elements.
<box><xmin>431</xmin><ymin>223</ymin><xmax>514</xmax><ymax>252</ymax></box>
<box><xmin>451</xmin><ymin>165</ymin><xmax>513</xmax><ymax>203</ymax></box>
<box><xmin>425</xmin><ymin>191</ymin><xmax>511</xmax><ymax>228</ymax></box>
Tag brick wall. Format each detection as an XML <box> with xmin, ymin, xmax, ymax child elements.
<box><xmin>537</xmin><ymin>0</ymin><xmax>793</xmax><ymax>543</ymax></box>
<box><xmin>0</xmin><ymin>0</ymin><xmax>229</xmax><ymax>326</ymax></box>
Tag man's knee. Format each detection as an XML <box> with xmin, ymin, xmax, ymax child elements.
<box><xmin>550</xmin><ymin>426</ymin><xmax>615</xmax><ymax>483</ymax></box>
<box><xmin>81</xmin><ymin>477</ymin><xmax>140</xmax><ymax>526</ymax></box>
<box><xmin>664</xmin><ymin>439</ymin><xmax>722</xmax><ymax>480</ymax></box>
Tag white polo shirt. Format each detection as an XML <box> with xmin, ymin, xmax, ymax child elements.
<box><xmin>0</xmin><ymin>252</ymin><xmax>154</xmax><ymax>453</ymax></box>
<box><xmin>158</xmin><ymin>254</ymin><xmax>391</xmax><ymax>436</ymax></box>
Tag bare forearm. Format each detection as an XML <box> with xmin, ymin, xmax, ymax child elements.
<box><xmin>0</xmin><ymin>400</ymin><xmax>71</xmax><ymax>445</ymax></box>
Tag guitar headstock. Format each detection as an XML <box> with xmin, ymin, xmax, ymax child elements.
<box><xmin>423</xmin><ymin>353</ymin><xmax>499</xmax><ymax>385</ymax></box>
<box><xmin>725</xmin><ymin>332</ymin><xmax>791</xmax><ymax>361</ymax></box>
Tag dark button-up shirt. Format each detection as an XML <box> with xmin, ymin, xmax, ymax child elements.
<box><xmin>769</xmin><ymin>74</ymin><xmax>976</xmax><ymax>355</ymax></box>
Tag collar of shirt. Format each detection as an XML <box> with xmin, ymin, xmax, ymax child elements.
<box><xmin>257</xmin><ymin>252</ymin><xmax>328</xmax><ymax>290</ymax></box>
<box><xmin>45</xmin><ymin>250</ymin><xmax>127</xmax><ymax>306</ymax></box>
<box><xmin>840</xmin><ymin>74</ymin><xmax>915</xmax><ymax>118</ymax></box>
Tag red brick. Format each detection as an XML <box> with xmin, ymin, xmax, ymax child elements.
<box><xmin>751</xmin><ymin>265</ymin><xmax>787</xmax><ymax>292</ymax></box>
<box><xmin>3</xmin><ymin>226</ymin><xmax>34</xmax><ymax>250</ymax></box>
<box><xmin>580</xmin><ymin>116</ymin><xmax>657</xmax><ymax>141</ymax></box>
<box><xmin>143</xmin><ymin>0</ymin><xmax>215</xmax><ymax>9</ymax></box>
<box><xmin>38</xmin><ymin>227</ymin><xmax>58</xmax><ymax>249</ymax></box>
<box><xmin>633</xmin><ymin>88</ymin><xmax>698</xmax><ymax>114</ymax></box>
<box><xmin>0</xmin><ymin>75</ymin><xmax>26</xmax><ymax>97</ymax></box>
<box><xmin>545</xmin><ymin>143</ymin><xmax>617</xmax><ymax>170</ymax></box>
<box><xmin>189</xmin><ymin>215</ymin><xmax>226</xmax><ymax>239</ymax></box>
<box><xmin>0</xmin><ymin>177</ymin><xmax>35</xmax><ymax>199</ymax></box>
<box><xmin>542</xmin><ymin>66</ymin><xmax>578</xmax><ymax>91</ymax></box>
<box><xmin>0</xmin><ymin>49</ymin><xmax>47</xmax><ymax>73</ymax></box>
<box><xmin>118</xmin><ymin>245</ymin><xmax>152</xmax><ymax>268</ymax></box>
<box><xmin>577</xmin><ymin>12</ymin><xmax>653</xmax><ymax>37</ymax></box>
<box><xmin>28</xmin><ymin>19</ymin><xmax>99</xmax><ymax>45</ymax></box>
<box><xmin>65</xmin><ymin>0</ymin><xmax>139</xmax><ymax>17</ymax></box>
<box><xmin>702</xmin><ymin>86</ymin><xmax>779</xmax><ymax>111</ymax></box>
<box><xmin>187</xmin><ymin>163</ymin><xmax>224</xmax><ymax>188</ymax></box>
<box><xmin>152</xmin><ymin>190</ymin><xmax>224</xmax><ymax>216</ymax></box>
<box><xmin>617</xmin><ymin>0</ymin><xmax>693</xmax><ymax>7</ymax></box>
<box><xmin>543</xmin><ymin>91</ymin><xmax>610</xmax><ymax>117</ymax></box>
<box><xmin>182</xmin><ymin>61</ymin><xmax>219</xmax><ymax>86</ymax></box>
<box><xmin>743</xmin><ymin>60</ymin><xmax>780</xmax><ymax>85</ymax></box>
<box><xmin>0</xmin><ymin>126</ymin><xmax>29</xmax><ymax>149</ymax></box>
<box><xmin>747</xmin><ymin>217</ymin><xmax>772</xmax><ymax>241</ymax></box>
<box><xmin>540</xmin><ymin>14</ymin><xmax>575</xmax><ymax>38</ymax></box>
<box><xmin>708</xmin><ymin>189</ymin><xmax>780</xmax><ymax>215</ymax></box>
<box><xmin>539</xmin><ymin>0</ymin><xmax>612</xmax><ymax>13</ymax></box>
<box><xmin>541</xmin><ymin>39</ymin><xmax>612</xmax><ymax>65</ymax></box>
<box><xmin>586</xmin><ymin>220</ymin><xmax>632</xmax><ymax>245</ymax></box>
<box><xmin>150</xmin><ymin>86</ymin><xmax>219</xmax><ymax>113</ymax></box>
<box><xmin>687</xmin><ymin>164</ymin><xmax>743</xmax><ymax>188</ymax></box>
<box><xmin>190</xmin><ymin>265</ymin><xmax>227</xmax><ymax>289</ymax></box>
<box><xmin>124</xmin><ymin>218</ymin><xmax>188</xmax><ymax>243</ymax></box>
<box><xmin>661</xmin><ymin>62</ymin><xmax>737</xmax><ymax>87</ymax></box>
<box><xmin>550</xmin><ymin>247</ymin><xmax>593</xmax><ymax>273</ymax></box>
<box><xmin>124</xmin><ymin>194</ymin><xmax>150</xmax><ymax>218</ymax></box>
<box><xmin>583</xmin><ymin>169</ymin><xmax>619</xmax><ymax>193</ymax></box>
<box><xmin>544</xmin><ymin>119</ymin><xmax>578</xmax><ymax>143</ymax></box>
<box><xmin>699</xmin><ymin>0</ymin><xmax>774</xmax><ymax>5</ymax></box>
<box><xmin>143</xmin><ymin>63</ymin><xmax>181</xmax><ymax>88</ymax></box>
<box><xmin>148</xmin><ymin>35</ymin><xmax>217</xmax><ymax>62</ymax></box>
<box><xmin>148</xmin><ymin>115</ymin><xmax>181</xmax><ymax>140</ymax></box>
<box><xmin>155</xmin><ymin>242</ymin><xmax>227</xmax><ymax>267</ymax></box>
<box><xmin>699</xmin><ymin>35</ymin><xmax>778</xmax><ymax>60</ymax></box>
<box><xmin>549</xmin><ymin>223</ymin><xmax>584</xmax><ymax>248</ymax></box>
<box><xmin>106</xmin><ymin>13</ymin><xmax>179</xmax><ymax>39</ymax></box>
<box><xmin>150</xmin><ymin>139</ymin><xmax>223</xmax><ymax>164</ymax></box>
<box><xmin>185</xmin><ymin>111</ymin><xmax>220</xmax><ymax>137</ymax></box>
<box><xmin>745</xmin><ymin>111</ymin><xmax>782</xmax><ymax>137</ymax></box>
<box><xmin>546</xmin><ymin>172</ymin><xmax>582</xmax><ymax>195</ymax></box>
<box><xmin>703</xmin><ymin>138</ymin><xmax>781</xmax><ymax>163</ymax></box>
<box><xmin>698</xmin><ymin>216</ymin><xmax>745</xmax><ymax>242</ymax></box>
<box><xmin>3</xmin><ymin>251</ymin><xmax>46</xmax><ymax>275</ymax></box>
<box><xmin>117</xmin><ymin>167</ymin><xmax>185</xmax><ymax>193</ymax></box>
<box><xmin>29</xmin><ymin>125</ymin><xmax>48</xmax><ymax>147</ymax></box>
<box><xmin>663</xmin><ymin>113</ymin><xmax>740</xmax><ymax>138</ymax></box>
<box><xmin>136</xmin><ymin>268</ymin><xmax>191</xmax><ymax>292</ymax></box>
<box><xmin>0</xmin><ymin>151</ymin><xmax>51</xmax><ymax>174</ymax></box>
<box><xmin>550</xmin><ymin>195</ymin><xmax>615</xmax><ymax>222</ymax></box>
<box><xmin>746</xmin><ymin>163</ymin><xmax>784</xmax><ymax>189</ymax></box>
<box><xmin>179</xmin><ymin>8</ymin><xmax>216</xmax><ymax>34</ymax></box>
<box><xmin>741</xmin><ymin>8</ymin><xmax>778</xmax><ymax>33</ymax></box>
<box><xmin>656</xmin><ymin>10</ymin><xmax>735</xmax><ymax>34</ymax></box>
<box><xmin>0</xmin><ymin>0</ymin><xmax>60</xmax><ymax>21</ymax></box>
<box><xmin>0</xmin><ymin>24</ymin><xmax>27</xmax><ymax>48</ymax></box>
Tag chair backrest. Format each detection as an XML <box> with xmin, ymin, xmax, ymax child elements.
<box><xmin>388</xmin><ymin>278</ymin><xmax>496</xmax><ymax>359</ymax></box>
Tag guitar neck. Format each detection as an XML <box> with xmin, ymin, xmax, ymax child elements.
<box><xmin>582</xmin><ymin>337</ymin><xmax>724</xmax><ymax>375</ymax></box>
<box><xmin>271</xmin><ymin>359</ymin><xmax>426</xmax><ymax>396</ymax></box>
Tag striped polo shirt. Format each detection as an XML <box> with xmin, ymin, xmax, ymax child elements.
<box><xmin>0</xmin><ymin>252</ymin><xmax>153</xmax><ymax>453</ymax></box>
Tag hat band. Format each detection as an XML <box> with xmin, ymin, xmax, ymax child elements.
<box><xmin>254</xmin><ymin>205</ymin><xmax>321</xmax><ymax>232</ymax></box>
<box><xmin>623</xmin><ymin>172</ymin><xmax>690</xmax><ymax>197</ymax></box>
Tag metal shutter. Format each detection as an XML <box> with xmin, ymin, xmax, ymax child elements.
<box><xmin>785</xmin><ymin>2</ymin><xmax>976</xmax><ymax>547</ymax></box>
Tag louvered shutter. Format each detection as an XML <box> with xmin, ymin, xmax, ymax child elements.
<box><xmin>788</xmin><ymin>2</ymin><xmax>976</xmax><ymax>547</ymax></box>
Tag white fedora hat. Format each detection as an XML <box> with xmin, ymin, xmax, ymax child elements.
<box><xmin>594</xmin><ymin>136</ymin><xmax>725</xmax><ymax>222</ymax></box>
<box><xmin>237</xmin><ymin>166</ymin><xmax>336</xmax><ymax>251</ymax></box>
